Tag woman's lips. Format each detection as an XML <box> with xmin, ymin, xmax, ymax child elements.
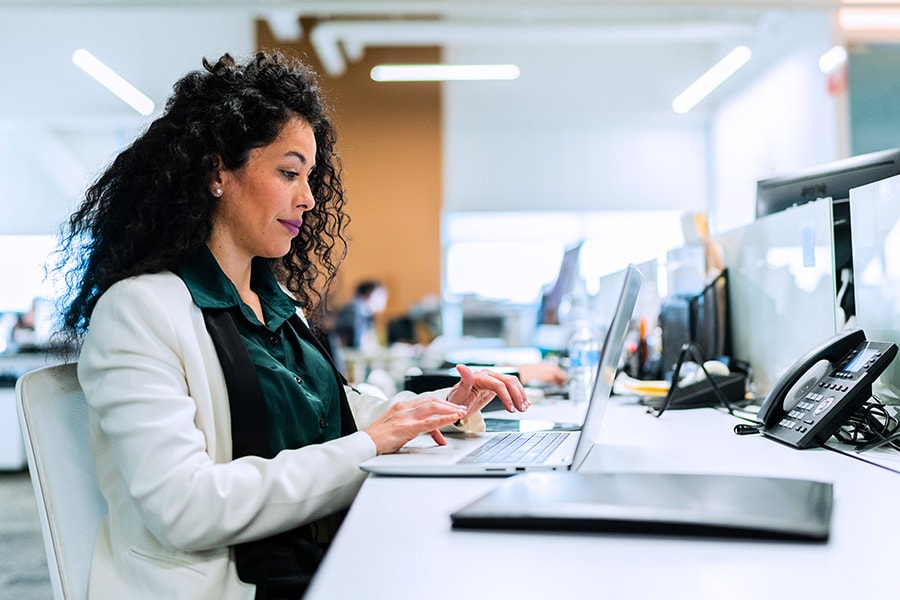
<box><xmin>279</xmin><ymin>219</ymin><xmax>302</xmax><ymax>236</ymax></box>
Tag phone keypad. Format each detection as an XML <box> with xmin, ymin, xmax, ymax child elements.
<box><xmin>777</xmin><ymin>390</ymin><xmax>833</xmax><ymax>433</ymax></box>
<box><xmin>820</xmin><ymin>381</ymin><xmax>850</xmax><ymax>392</ymax></box>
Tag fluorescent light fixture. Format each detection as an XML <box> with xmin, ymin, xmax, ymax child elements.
<box><xmin>72</xmin><ymin>48</ymin><xmax>155</xmax><ymax>116</ymax></box>
<box><xmin>838</xmin><ymin>0</ymin><xmax>900</xmax><ymax>30</ymax></box>
<box><xmin>819</xmin><ymin>45</ymin><xmax>848</xmax><ymax>74</ymax></box>
<box><xmin>839</xmin><ymin>7</ymin><xmax>900</xmax><ymax>30</ymax></box>
<box><xmin>672</xmin><ymin>45</ymin><xmax>752</xmax><ymax>115</ymax></box>
<box><xmin>370</xmin><ymin>64</ymin><xmax>520</xmax><ymax>82</ymax></box>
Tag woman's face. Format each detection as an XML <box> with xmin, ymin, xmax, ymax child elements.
<box><xmin>210</xmin><ymin>117</ymin><xmax>317</xmax><ymax>264</ymax></box>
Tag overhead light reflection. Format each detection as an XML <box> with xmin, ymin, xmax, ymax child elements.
<box><xmin>839</xmin><ymin>7</ymin><xmax>900</xmax><ymax>30</ymax></box>
<box><xmin>72</xmin><ymin>48</ymin><xmax>155</xmax><ymax>116</ymax></box>
<box><xmin>672</xmin><ymin>45</ymin><xmax>752</xmax><ymax>115</ymax></box>
<box><xmin>371</xmin><ymin>64</ymin><xmax>520</xmax><ymax>82</ymax></box>
<box><xmin>819</xmin><ymin>45</ymin><xmax>848</xmax><ymax>74</ymax></box>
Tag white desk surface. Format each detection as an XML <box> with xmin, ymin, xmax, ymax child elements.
<box><xmin>306</xmin><ymin>396</ymin><xmax>900</xmax><ymax>599</ymax></box>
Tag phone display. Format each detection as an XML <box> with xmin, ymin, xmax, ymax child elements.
<box><xmin>758</xmin><ymin>329</ymin><xmax>898</xmax><ymax>449</ymax></box>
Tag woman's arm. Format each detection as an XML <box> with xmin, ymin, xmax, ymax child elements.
<box><xmin>79</xmin><ymin>275</ymin><xmax>375</xmax><ymax>552</ymax></box>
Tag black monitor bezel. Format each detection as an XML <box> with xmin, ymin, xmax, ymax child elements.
<box><xmin>755</xmin><ymin>147</ymin><xmax>900</xmax><ymax>219</ymax></box>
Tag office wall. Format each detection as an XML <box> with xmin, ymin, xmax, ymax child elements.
<box><xmin>443</xmin><ymin>44</ymin><xmax>710</xmax><ymax>215</ymax></box>
<box><xmin>442</xmin><ymin>11</ymin><xmax>842</xmax><ymax>237</ymax></box>
<box><xmin>0</xmin><ymin>7</ymin><xmax>256</xmax><ymax>236</ymax></box>
<box><xmin>710</xmin><ymin>11</ymin><xmax>841</xmax><ymax>235</ymax></box>
<box><xmin>258</xmin><ymin>22</ymin><xmax>443</xmax><ymax>322</ymax></box>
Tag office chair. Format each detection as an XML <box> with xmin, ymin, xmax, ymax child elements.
<box><xmin>16</xmin><ymin>363</ymin><xmax>107</xmax><ymax>600</ymax></box>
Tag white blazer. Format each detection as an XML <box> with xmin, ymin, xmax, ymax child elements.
<box><xmin>77</xmin><ymin>272</ymin><xmax>469</xmax><ymax>599</ymax></box>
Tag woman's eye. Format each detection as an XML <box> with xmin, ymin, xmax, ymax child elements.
<box><xmin>281</xmin><ymin>170</ymin><xmax>299</xmax><ymax>180</ymax></box>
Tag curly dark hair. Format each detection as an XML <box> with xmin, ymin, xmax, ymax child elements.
<box><xmin>56</xmin><ymin>51</ymin><xmax>348</xmax><ymax>340</ymax></box>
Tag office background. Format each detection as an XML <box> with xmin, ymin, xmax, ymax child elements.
<box><xmin>4</xmin><ymin>5</ymin><xmax>900</xmax><ymax>597</ymax></box>
<box><xmin>0</xmin><ymin>1</ymin><xmax>898</xmax><ymax>327</ymax></box>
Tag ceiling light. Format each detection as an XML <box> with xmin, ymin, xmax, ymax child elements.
<box><xmin>819</xmin><ymin>45</ymin><xmax>848</xmax><ymax>74</ymax></box>
<box><xmin>72</xmin><ymin>48</ymin><xmax>155</xmax><ymax>116</ymax></box>
<box><xmin>672</xmin><ymin>45</ymin><xmax>752</xmax><ymax>115</ymax></box>
<box><xmin>839</xmin><ymin>7</ymin><xmax>900</xmax><ymax>30</ymax></box>
<box><xmin>370</xmin><ymin>64</ymin><xmax>521</xmax><ymax>82</ymax></box>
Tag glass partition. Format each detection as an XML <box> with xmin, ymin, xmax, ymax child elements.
<box><xmin>850</xmin><ymin>174</ymin><xmax>900</xmax><ymax>402</ymax></box>
<box><xmin>713</xmin><ymin>200</ymin><xmax>839</xmax><ymax>397</ymax></box>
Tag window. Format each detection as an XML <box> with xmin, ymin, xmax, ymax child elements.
<box><xmin>0</xmin><ymin>235</ymin><xmax>58</xmax><ymax>313</ymax></box>
<box><xmin>443</xmin><ymin>210</ymin><xmax>685</xmax><ymax>303</ymax></box>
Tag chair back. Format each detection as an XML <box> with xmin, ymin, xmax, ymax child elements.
<box><xmin>16</xmin><ymin>363</ymin><xmax>107</xmax><ymax>600</ymax></box>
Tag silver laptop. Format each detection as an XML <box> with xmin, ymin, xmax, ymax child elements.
<box><xmin>360</xmin><ymin>264</ymin><xmax>642</xmax><ymax>477</ymax></box>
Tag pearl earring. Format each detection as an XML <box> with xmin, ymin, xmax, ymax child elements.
<box><xmin>213</xmin><ymin>187</ymin><xmax>222</xmax><ymax>197</ymax></box>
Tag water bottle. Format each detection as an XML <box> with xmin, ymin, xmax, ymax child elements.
<box><xmin>567</xmin><ymin>320</ymin><xmax>600</xmax><ymax>404</ymax></box>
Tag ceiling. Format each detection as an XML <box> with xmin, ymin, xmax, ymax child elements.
<box><xmin>0</xmin><ymin>0</ymin><xmax>895</xmax><ymax>236</ymax></box>
<box><xmin>0</xmin><ymin>1</ymin><xmax>895</xmax><ymax>125</ymax></box>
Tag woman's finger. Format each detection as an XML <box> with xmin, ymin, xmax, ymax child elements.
<box><xmin>452</xmin><ymin>366</ymin><xmax>529</xmax><ymax>413</ymax></box>
<box><xmin>455</xmin><ymin>363</ymin><xmax>476</xmax><ymax>389</ymax></box>
<box><xmin>427</xmin><ymin>429</ymin><xmax>449</xmax><ymax>446</ymax></box>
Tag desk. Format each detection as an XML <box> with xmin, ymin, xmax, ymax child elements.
<box><xmin>306</xmin><ymin>396</ymin><xmax>900</xmax><ymax>599</ymax></box>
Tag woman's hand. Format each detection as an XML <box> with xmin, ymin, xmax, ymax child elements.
<box><xmin>364</xmin><ymin>397</ymin><xmax>468</xmax><ymax>454</ymax></box>
<box><xmin>446</xmin><ymin>364</ymin><xmax>530</xmax><ymax>418</ymax></box>
<box><xmin>515</xmin><ymin>361</ymin><xmax>569</xmax><ymax>386</ymax></box>
<box><xmin>363</xmin><ymin>364</ymin><xmax>529</xmax><ymax>455</ymax></box>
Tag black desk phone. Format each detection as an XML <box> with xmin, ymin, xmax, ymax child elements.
<box><xmin>758</xmin><ymin>329</ymin><xmax>898</xmax><ymax>449</ymax></box>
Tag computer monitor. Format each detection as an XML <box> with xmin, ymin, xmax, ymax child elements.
<box><xmin>538</xmin><ymin>242</ymin><xmax>582</xmax><ymax>325</ymax></box>
<box><xmin>755</xmin><ymin>148</ymin><xmax>900</xmax><ymax>322</ymax></box>
<box><xmin>756</xmin><ymin>148</ymin><xmax>900</xmax><ymax>219</ymax></box>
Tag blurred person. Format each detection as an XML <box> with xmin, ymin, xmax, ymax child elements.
<box><xmin>334</xmin><ymin>280</ymin><xmax>387</xmax><ymax>353</ymax></box>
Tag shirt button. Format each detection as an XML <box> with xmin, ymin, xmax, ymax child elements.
<box><xmin>268</xmin><ymin>335</ymin><xmax>279</xmax><ymax>346</ymax></box>
<box><xmin>319</xmin><ymin>418</ymin><xmax>327</xmax><ymax>429</ymax></box>
<box><xmin>294</xmin><ymin>375</ymin><xmax>303</xmax><ymax>385</ymax></box>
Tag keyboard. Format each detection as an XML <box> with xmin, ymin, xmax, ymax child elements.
<box><xmin>459</xmin><ymin>431</ymin><xmax>567</xmax><ymax>465</ymax></box>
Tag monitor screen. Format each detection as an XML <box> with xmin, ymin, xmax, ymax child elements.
<box><xmin>539</xmin><ymin>242</ymin><xmax>582</xmax><ymax>325</ymax></box>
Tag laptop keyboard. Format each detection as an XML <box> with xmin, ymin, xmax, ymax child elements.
<box><xmin>459</xmin><ymin>431</ymin><xmax>567</xmax><ymax>465</ymax></box>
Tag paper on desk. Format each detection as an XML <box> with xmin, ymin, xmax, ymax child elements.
<box><xmin>615</xmin><ymin>372</ymin><xmax>669</xmax><ymax>398</ymax></box>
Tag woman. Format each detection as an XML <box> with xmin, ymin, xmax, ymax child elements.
<box><xmin>56</xmin><ymin>51</ymin><xmax>528</xmax><ymax>599</ymax></box>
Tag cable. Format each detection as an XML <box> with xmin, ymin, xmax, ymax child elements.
<box><xmin>820</xmin><ymin>395</ymin><xmax>900</xmax><ymax>475</ymax></box>
<box><xmin>832</xmin><ymin>396</ymin><xmax>900</xmax><ymax>451</ymax></box>
<box><xmin>650</xmin><ymin>342</ymin><xmax>746</xmax><ymax>419</ymax></box>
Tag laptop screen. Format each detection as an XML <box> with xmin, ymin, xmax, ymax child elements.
<box><xmin>571</xmin><ymin>264</ymin><xmax>642</xmax><ymax>471</ymax></box>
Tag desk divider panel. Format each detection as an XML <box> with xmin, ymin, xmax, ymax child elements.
<box><xmin>713</xmin><ymin>199</ymin><xmax>839</xmax><ymax>397</ymax></box>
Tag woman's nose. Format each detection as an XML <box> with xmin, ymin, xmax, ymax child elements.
<box><xmin>297</xmin><ymin>181</ymin><xmax>315</xmax><ymax>211</ymax></box>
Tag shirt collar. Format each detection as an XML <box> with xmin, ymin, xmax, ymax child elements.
<box><xmin>178</xmin><ymin>246</ymin><xmax>299</xmax><ymax>328</ymax></box>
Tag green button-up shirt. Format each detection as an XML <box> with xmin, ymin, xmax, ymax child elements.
<box><xmin>177</xmin><ymin>246</ymin><xmax>342</xmax><ymax>457</ymax></box>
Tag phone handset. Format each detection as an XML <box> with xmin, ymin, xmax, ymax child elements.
<box><xmin>759</xmin><ymin>329</ymin><xmax>865</xmax><ymax>428</ymax></box>
<box><xmin>779</xmin><ymin>359</ymin><xmax>831</xmax><ymax>415</ymax></box>
<box><xmin>757</xmin><ymin>328</ymin><xmax>898</xmax><ymax>449</ymax></box>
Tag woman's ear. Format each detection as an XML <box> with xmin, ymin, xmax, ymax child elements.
<box><xmin>210</xmin><ymin>158</ymin><xmax>225</xmax><ymax>198</ymax></box>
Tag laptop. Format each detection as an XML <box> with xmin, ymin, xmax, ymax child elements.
<box><xmin>359</xmin><ymin>263</ymin><xmax>643</xmax><ymax>476</ymax></box>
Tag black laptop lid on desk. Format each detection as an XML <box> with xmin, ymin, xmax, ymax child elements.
<box><xmin>451</xmin><ymin>472</ymin><xmax>833</xmax><ymax>542</ymax></box>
